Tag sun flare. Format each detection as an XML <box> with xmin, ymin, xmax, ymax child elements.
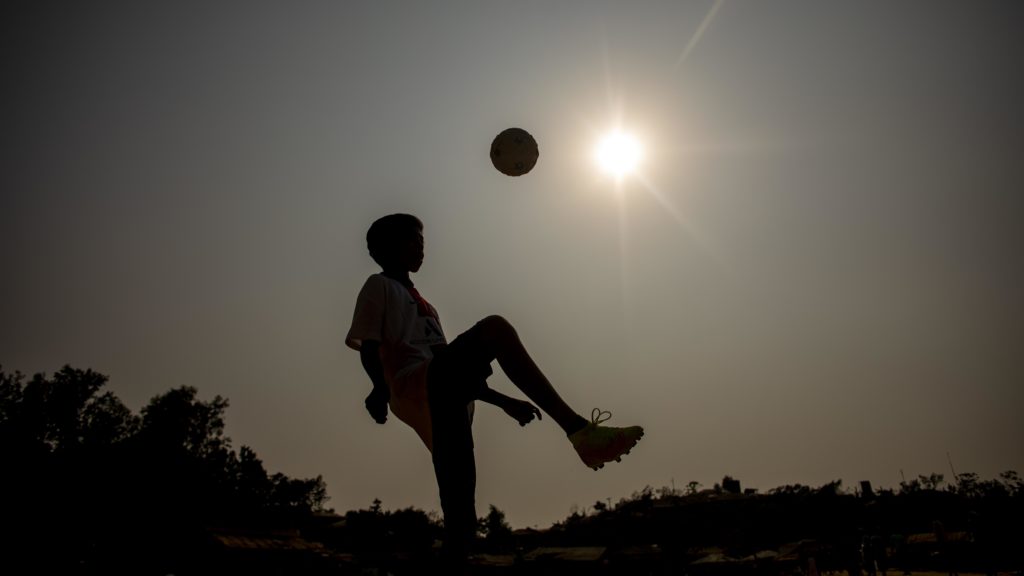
<box><xmin>595</xmin><ymin>132</ymin><xmax>642</xmax><ymax>178</ymax></box>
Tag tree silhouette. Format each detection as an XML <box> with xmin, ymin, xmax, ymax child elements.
<box><xmin>0</xmin><ymin>365</ymin><xmax>331</xmax><ymax>573</ymax></box>
<box><xmin>139</xmin><ymin>385</ymin><xmax>230</xmax><ymax>457</ymax></box>
<box><xmin>340</xmin><ymin>499</ymin><xmax>440</xmax><ymax>567</ymax></box>
<box><xmin>234</xmin><ymin>445</ymin><xmax>274</xmax><ymax>509</ymax></box>
<box><xmin>479</xmin><ymin>504</ymin><xmax>514</xmax><ymax>552</ymax></box>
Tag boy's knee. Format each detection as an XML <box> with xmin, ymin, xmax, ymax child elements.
<box><xmin>481</xmin><ymin>314</ymin><xmax>511</xmax><ymax>327</ymax></box>
<box><xmin>476</xmin><ymin>315</ymin><xmax>518</xmax><ymax>345</ymax></box>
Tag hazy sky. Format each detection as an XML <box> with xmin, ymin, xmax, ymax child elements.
<box><xmin>3</xmin><ymin>1</ymin><xmax>1022</xmax><ymax>528</ymax></box>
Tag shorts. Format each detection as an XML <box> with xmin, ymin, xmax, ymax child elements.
<box><xmin>426</xmin><ymin>321</ymin><xmax>494</xmax><ymax>406</ymax></box>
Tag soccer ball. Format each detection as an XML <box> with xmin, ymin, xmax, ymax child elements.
<box><xmin>490</xmin><ymin>127</ymin><xmax>539</xmax><ymax>176</ymax></box>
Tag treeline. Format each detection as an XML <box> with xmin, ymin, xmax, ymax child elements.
<box><xmin>307</xmin><ymin>474</ymin><xmax>1024</xmax><ymax>573</ymax></box>
<box><xmin>548</xmin><ymin>474</ymin><xmax>1023</xmax><ymax>573</ymax></box>
<box><xmin>3</xmin><ymin>364</ymin><xmax>1022</xmax><ymax>573</ymax></box>
<box><xmin>0</xmin><ymin>365</ymin><xmax>328</xmax><ymax>572</ymax></box>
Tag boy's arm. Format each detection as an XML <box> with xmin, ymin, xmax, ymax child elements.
<box><xmin>359</xmin><ymin>341</ymin><xmax>389</xmax><ymax>424</ymax></box>
<box><xmin>479</xmin><ymin>386</ymin><xmax>541</xmax><ymax>427</ymax></box>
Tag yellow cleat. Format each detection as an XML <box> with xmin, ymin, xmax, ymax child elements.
<box><xmin>570</xmin><ymin>408</ymin><xmax>644</xmax><ymax>471</ymax></box>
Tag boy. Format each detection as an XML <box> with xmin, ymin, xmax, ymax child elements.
<box><xmin>345</xmin><ymin>213</ymin><xmax>643</xmax><ymax>566</ymax></box>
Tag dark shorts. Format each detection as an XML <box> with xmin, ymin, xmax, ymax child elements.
<box><xmin>426</xmin><ymin>322</ymin><xmax>494</xmax><ymax>406</ymax></box>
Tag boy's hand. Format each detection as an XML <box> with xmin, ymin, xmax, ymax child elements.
<box><xmin>365</xmin><ymin>389</ymin><xmax>389</xmax><ymax>424</ymax></box>
<box><xmin>501</xmin><ymin>398</ymin><xmax>542</xmax><ymax>427</ymax></box>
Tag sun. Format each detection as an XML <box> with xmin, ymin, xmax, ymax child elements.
<box><xmin>595</xmin><ymin>131</ymin><xmax>643</xmax><ymax>178</ymax></box>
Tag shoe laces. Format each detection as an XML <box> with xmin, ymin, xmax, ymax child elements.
<box><xmin>590</xmin><ymin>408</ymin><xmax>612</xmax><ymax>425</ymax></box>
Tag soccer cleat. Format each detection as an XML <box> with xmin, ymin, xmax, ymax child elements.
<box><xmin>569</xmin><ymin>408</ymin><xmax>644</xmax><ymax>471</ymax></box>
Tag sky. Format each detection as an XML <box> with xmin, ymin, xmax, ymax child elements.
<box><xmin>3</xmin><ymin>1</ymin><xmax>1023</xmax><ymax>528</ymax></box>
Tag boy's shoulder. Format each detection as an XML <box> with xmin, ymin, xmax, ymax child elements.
<box><xmin>361</xmin><ymin>271</ymin><xmax>385</xmax><ymax>284</ymax></box>
<box><xmin>357</xmin><ymin>272</ymin><xmax>388</xmax><ymax>286</ymax></box>
<box><xmin>356</xmin><ymin>273</ymin><xmax>407</xmax><ymax>302</ymax></box>
<box><xmin>356</xmin><ymin>273</ymin><xmax>384</xmax><ymax>293</ymax></box>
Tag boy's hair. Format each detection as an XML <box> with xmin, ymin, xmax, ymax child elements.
<box><xmin>366</xmin><ymin>213</ymin><xmax>423</xmax><ymax>267</ymax></box>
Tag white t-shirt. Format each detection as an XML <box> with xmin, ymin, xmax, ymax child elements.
<box><xmin>346</xmin><ymin>273</ymin><xmax>446</xmax><ymax>450</ymax></box>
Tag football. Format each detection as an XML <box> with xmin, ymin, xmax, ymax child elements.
<box><xmin>490</xmin><ymin>127</ymin><xmax>539</xmax><ymax>176</ymax></box>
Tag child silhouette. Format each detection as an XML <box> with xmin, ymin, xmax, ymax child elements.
<box><xmin>346</xmin><ymin>213</ymin><xmax>643</xmax><ymax>567</ymax></box>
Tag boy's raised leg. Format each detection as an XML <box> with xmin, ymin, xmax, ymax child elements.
<box><xmin>472</xmin><ymin>315</ymin><xmax>644</xmax><ymax>469</ymax></box>
<box><xmin>473</xmin><ymin>315</ymin><xmax>586</xmax><ymax>434</ymax></box>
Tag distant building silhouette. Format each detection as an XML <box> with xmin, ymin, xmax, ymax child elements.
<box><xmin>722</xmin><ymin>476</ymin><xmax>741</xmax><ymax>495</ymax></box>
<box><xmin>861</xmin><ymin>481</ymin><xmax>875</xmax><ymax>498</ymax></box>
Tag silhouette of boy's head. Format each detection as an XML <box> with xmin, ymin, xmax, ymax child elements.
<box><xmin>367</xmin><ymin>213</ymin><xmax>424</xmax><ymax>271</ymax></box>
